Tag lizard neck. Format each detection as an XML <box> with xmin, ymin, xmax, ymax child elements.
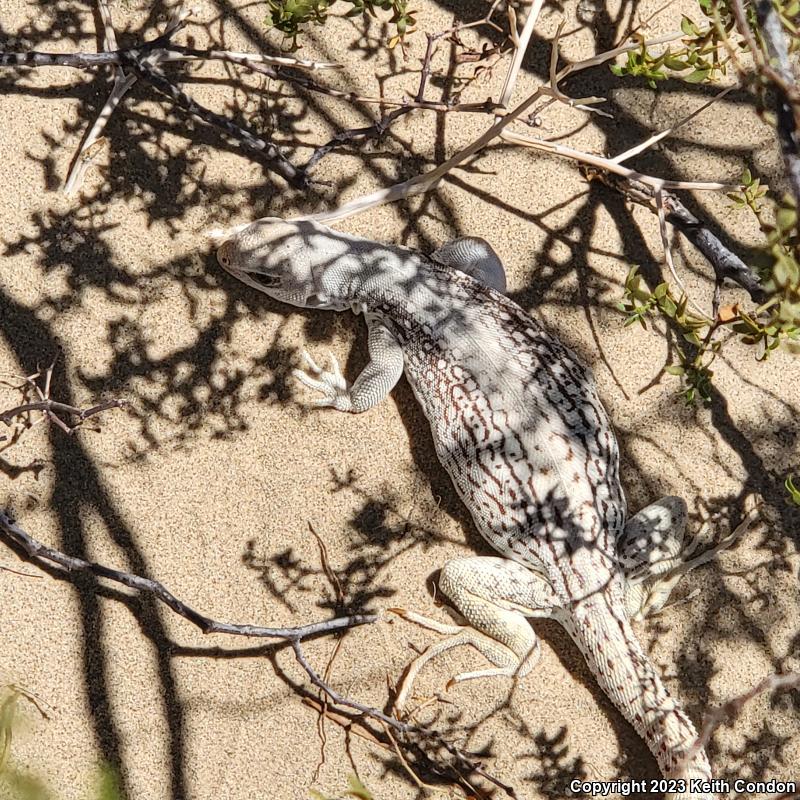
<box><xmin>326</xmin><ymin>250</ymin><xmax>441</xmax><ymax>316</ymax></box>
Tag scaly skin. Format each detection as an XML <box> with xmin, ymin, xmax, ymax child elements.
<box><xmin>214</xmin><ymin>217</ymin><xmax>717</xmax><ymax>796</ymax></box>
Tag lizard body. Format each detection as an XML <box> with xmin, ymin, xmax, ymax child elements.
<box><xmin>214</xmin><ymin>217</ymin><xmax>754</xmax><ymax>797</ymax></box>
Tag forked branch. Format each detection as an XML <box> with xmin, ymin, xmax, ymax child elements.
<box><xmin>0</xmin><ymin>511</ymin><xmax>514</xmax><ymax>797</ymax></box>
<box><xmin>0</xmin><ymin>362</ymin><xmax>128</xmax><ymax>443</ymax></box>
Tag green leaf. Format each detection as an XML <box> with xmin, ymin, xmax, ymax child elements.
<box><xmin>664</xmin><ymin>55</ymin><xmax>690</xmax><ymax>70</ymax></box>
<box><xmin>660</xmin><ymin>295</ymin><xmax>678</xmax><ymax>318</ymax></box>
<box><xmin>741</xmin><ymin>167</ymin><xmax>752</xmax><ymax>186</ymax></box>
<box><xmin>610</xmin><ymin>64</ymin><xmax>624</xmax><ymax>76</ymax></box>
<box><xmin>684</xmin><ymin>68</ymin><xmax>711</xmax><ymax>83</ymax></box>
<box><xmin>683</xmin><ymin>331</ymin><xmax>702</xmax><ymax>346</ymax></box>
<box><xmin>664</xmin><ymin>364</ymin><xmax>685</xmax><ymax>375</ymax></box>
<box><xmin>681</xmin><ymin>15</ymin><xmax>696</xmax><ymax>35</ymax></box>
<box><xmin>776</xmin><ymin>206</ymin><xmax>798</xmax><ymax>232</ymax></box>
<box><xmin>785</xmin><ymin>474</ymin><xmax>800</xmax><ymax>506</ymax></box>
<box><xmin>346</xmin><ymin>774</ymin><xmax>374</xmax><ymax>800</ymax></box>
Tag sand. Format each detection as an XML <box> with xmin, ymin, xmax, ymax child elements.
<box><xmin>1</xmin><ymin>1</ymin><xmax>798</xmax><ymax>798</ymax></box>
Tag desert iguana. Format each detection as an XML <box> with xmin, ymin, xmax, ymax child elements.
<box><xmin>214</xmin><ymin>217</ymin><xmax>758</xmax><ymax>797</ymax></box>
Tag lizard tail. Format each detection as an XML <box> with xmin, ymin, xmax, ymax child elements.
<box><xmin>567</xmin><ymin>585</ymin><xmax>714</xmax><ymax>799</ymax></box>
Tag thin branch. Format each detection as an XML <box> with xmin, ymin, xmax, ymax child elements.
<box><xmin>678</xmin><ymin>671</ymin><xmax>800</xmax><ymax>777</ymax></box>
<box><xmin>611</xmin><ymin>85</ymin><xmax>736</xmax><ymax>165</ymax></box>
<box><xmin>754</xmin><ymin>0</ymin><xmax>800</xmax><ymax>204</ymax></box>
<box><xmin>290</xmin><ymin>639</ymin><xmax>516</xmax><ymax>797</ymax></box>
<box><xmin>118</xmin><ymin>53</ymin><xmax>306</xmax><ymax>187</ymax></box>
<box><xmin>66</xmin><ymin>0</ymin><xmax>146</xmax><ymax>194</ymax></box>
<box><xmin>96</xmin><ymin>0</ymin><xmax>119</xmax><ymax>52</ymax></box>
<box><xmin>0</xmin><ymin>511</ymin><xmax>513</xmax><ymax>797</ymax></box>
<box><xmin>500</xmin><ymin>129</ymin><xmax>734</xmax><ymax>192</ymax></box>
<box><xmin>585</xmin><ymin>168</ymin><xmax>768</xmax><ymax>302</ymax></box>
<box><xmin>1</xmin><ymin>362</ymin><xmax>129</xmax><ymax>441</ymax></box>
<box><xmin>0</xmin><ymin>399</ymin><xmax>128</xmax><ymax>430</ymax></box>
<box><xmin>0</xmin><ymin>509</ymin><xmax>375</xmax><ymax>641</ymax></box>
<box><xmin>655</xmin><ymin>188</ymin><xmax>709</xmax><ymax>317</ymax></box>
<box><xmin>289</xmin><ymin>29</ymin><xmax>696</xmax><ymax>225</ymax></box>
<box><xmin>0</xmin><ymin>17</ymin><xmax>309</xmax><ymax>189</ymax></box>
<box><xmin>162</xmin><ymin>48</ymin><xmax>341</xmax><ymax>71</ymax></box>
<box><xmin>302</xmin><ymin>2</ymin><xmax>510</xmax><ymax>171</ymax></box>
<box><xmin>497</xmin><ymin>0</ymin><xmax>546</xmax><ymax>110</ymax></box>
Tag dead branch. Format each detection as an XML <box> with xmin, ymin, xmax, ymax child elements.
<box><xmin>0</xmin><ymin>399</ymin><xmax>128</xmax><ymax>432</ymax></box>
<box><xmin>0</xmin><ymin>508</ymin><xmax>374</xmax><ymax>640</ymax></box>
<box><xmin>0</xmin><ymin>11</ymin><xmax>308</xmax><ymax>189</ymax></box>
<box><xmin>1</xmin><ymin>1</ymin><xmax>508</xmax><ymax>190</ymax></box>
<box><xmin>304</xmin><ymin>3</ymin><xmax>509</xmax><ymax>172</ymax></box>
<box><xmin>0</xmin><ymin>511</ymin><xmax>514</xmax><ymax>797</ymax></box>
<box><xmin>754</xmin><ymin>0</ymin><xmax>800</xmax><ymax>205</ymax></box>
<box><xmin>0</xmin><ymin>362</ymin><xmax>128</xmax><ymax>443</ymax></box>
<box><xmin>677</xmin><ymin>671</ymin><xmax>800</xmax><ymax>778</ymax></box>
<box><xmin>583</xmin><ymin>167</ymin><xmax>768</xmax><ymax>303</ymax></box>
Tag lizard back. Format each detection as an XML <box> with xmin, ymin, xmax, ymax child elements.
<box><xmin>359</xmin><ymin>259</ymin><xmax>626</xmax><ymax>603</ymax></box>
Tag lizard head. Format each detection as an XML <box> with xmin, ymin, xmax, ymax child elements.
<box><xmin>214</xmin><ymin>217</ymin><xmax>341</xmax><ymax>309</ymax></box>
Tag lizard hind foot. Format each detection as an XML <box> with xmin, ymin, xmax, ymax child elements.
<box><xmin>389</xmin><ymin>607</ymin><xmax>540</xmax><ymax>715</ymax></box>
<box><xmin>388</xmin><ymin>555</ymin><xmax>556</xmax><ymax>715</ymax></box>
<box><xmin>292</xmin><ymin>349</ymin><xmax>353</xmax><ymax>412</ymax></box>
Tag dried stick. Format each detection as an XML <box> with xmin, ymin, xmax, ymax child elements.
<box><xmin>65</xmin><ymin>0</ymin><xmax>131</xmax><ymax>194</ymax></box>
<box><xmin>292</xmin><ymin>29</ymin><xmax>725</xmax><ymax>225</ymax></box>
<box><xmin>0</xmin><ymin>509</ymin><xmax>375</xmax><ymax>640</ymax></box>
<box><xmin>677</xmin><ymin>671</ymin><xmax>800</xmax><ymax>778</ymax></box>
<box><xmin>117</xmin><ymin>51</ymin><xmax>302</xmax><ymax>184</ymax></box>
<box><xmin>497</xmin><ymin>0</ymin><xmax>546</xmax><ymax>110</ymax></box>
<box><xmin>500</xmin><ymin>129</ymin><xmax>734</xmax><ymax>192</ymax></box>
<box><xmin>0</xmin><ymin>362</ymin><xmax>128</xmax><ymax>441</ymax></box>
<box><xmin>655</xmin><ymin>187</ymin><xmax>709</xmax><ymax>317</ymax></box>
<box><xmin>0</xmin><ymin>511</ymin><xmax>514</xmax><ymax>797</ymax></box>
<box><xmin>584</xmin><ymin>168</ymin><xmax>767</xmax><ymax>302</ymax></box>
<box><xmin>0</xmin><ymin>399</ymin><xmax>128</xmax><ymax>434</ymax></box>
<box><xmin>290</xmin><ymin>640</ymin><xmax>515</xmax><ymax>797</ymax></box>
<box><xmin>0</xmin><ymin>6</ymin><xmax>309</xmax><ymax>189</ymax></box>
<box><xmin>611</xmin><ymin>85</ymin><xmax>736</xmax><ymax>165</ymax></box>
<box><xmin>753</xmin><ymin>0</ymin><xmax>800</xmax><ymax>205</ymax></box>
<box><xmin>303</xmin><ymin>2</ymin><xmax>509</xmax><ymax>171</ymax></box>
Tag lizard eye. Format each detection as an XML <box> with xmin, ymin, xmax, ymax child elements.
<box><xmin>250</xmin><ymin>273</ymin><xmax>281</xmax><ymax>288</ymax></box>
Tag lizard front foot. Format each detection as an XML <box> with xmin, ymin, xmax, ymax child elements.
<box><xmin>293</xmin><ymin>350</ymin><xmax>354</xmax><ymax>412</ymax></box>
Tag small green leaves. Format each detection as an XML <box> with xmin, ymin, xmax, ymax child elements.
<box><xmin>611</xmin><ymin>1</ymin><xmax>750</xmax><ymax>87</ymax></box>
<box><xmin>776</xmin><ymin>204</ymin><xmax>798</xmax><ymax>233</ymax></box>
<box><xmin>265</xmin><ymin>0</ymin><xmax>415</xmax><ymax>47</ymax></box>
<box><xmin>617</xmin><ymin>266</ymin><xmax>658</xmax><ymax>327</ymax></box>
<box><xmin>684</xmin><ymin>67</ymin><xmax>711</xmax><ymax>82</ymax></box>
<box><xmin>681</xmin><ymin>15</ymin><xmax>701</xmax><ymax>35</ymax></box>
<box><xmin>786</xmin><ymin>474</ymin><xmax>800</xmax><ymax>506</ymax></box>
<box><xmin>616</xmin><ymin>268</ymin><xmax>719</xmax><ymax>404</ymax></box>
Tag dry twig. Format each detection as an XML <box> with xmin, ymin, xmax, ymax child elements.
<box><xmin>0</xmin><ymin>362</ymin><xmax>128</xmax><ymax>443</ymax></box>
<box><xmin>584</xmin><ymin>168</ymin><xmax>767</xmax><ymax>303</ymax></box>
<box><xmin>677</xmin><ymin>671</ymin><xmax>800</xmax><ymax>779</ymax></box>
<box><xmin>0</xmin><ymin>511</ymin><xmax>515</xmax><ymax>797</ymax></box>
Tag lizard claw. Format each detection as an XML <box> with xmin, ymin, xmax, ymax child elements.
<box><xmin>293</xmin><ymin>349</ymin><xmax>353</xmax><ymax>412</ymax></box>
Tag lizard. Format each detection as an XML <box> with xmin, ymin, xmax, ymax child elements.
<box><xmin>213</xmin><ymin>216</ymin><xmax>759</xmax><ymax>797</ymax></box>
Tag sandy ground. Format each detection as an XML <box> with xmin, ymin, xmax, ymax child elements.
<box><xmin>1</xmin><ymin>1</ymin><xmax>799</xmax><ymax>798</ymax></box>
